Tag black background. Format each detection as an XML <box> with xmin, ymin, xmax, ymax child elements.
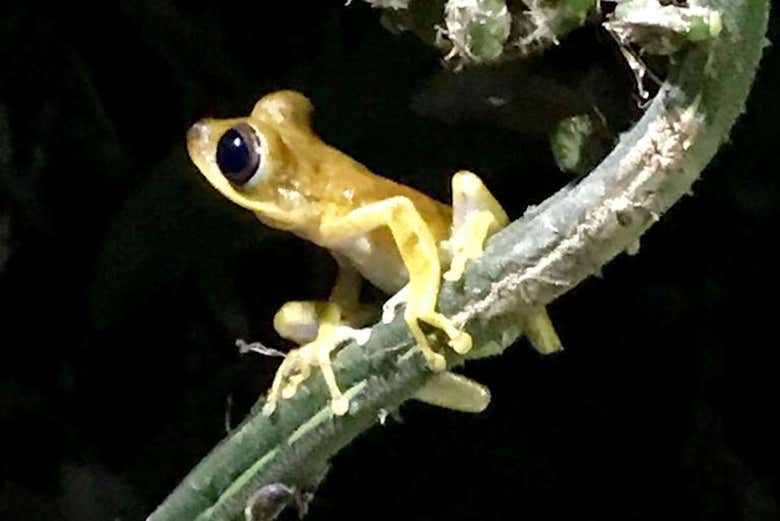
<box><xmin>1</xmin><ymin>2</ymin><xmax>778</xmax><ymax>520</ymax></box>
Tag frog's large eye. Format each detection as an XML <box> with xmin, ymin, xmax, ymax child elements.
<box><xmin>215</xmin><ymin>123</ymin><xmax>263</xmax><ymax>185</ymax></box>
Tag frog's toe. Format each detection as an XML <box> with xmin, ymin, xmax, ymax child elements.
<box><xmin>449</xmin><ymin>332</ymin><xmax>472</xmax><ymax>355</ymax></box>
<box><xmin>262</xmin><ymin>351</ymin><xmax>304</xmax><ymax>416</ymax></box>
<box><xmin>442</xmin><ymin>261</ymin><xmax>466</xmax><ymax>282</ymax></box>
<box><xmin>281</xmin><ymin>382</ymin><xmax>298</xmax><ymax>400</ymax></box>
<box><xmin>330</xmin><ymin>395</ymin><xmax>350</xmax><ymax>416</ymax></box>
<box><xmin>262</xmin><ymin>400</ymin><xmax>277</xmax><ymax>416</ymax></box>
<box><xmin>417</xmin><ymin>312</ymin><xmax>472</xmax><ymax>357</ymax></box>
<box><xmin>425</xmin><ymin>351</ymin><xmax>447</xmax><ymax>372</ymax></box>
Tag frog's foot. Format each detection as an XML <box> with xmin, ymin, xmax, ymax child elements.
<box><xmin>443</xmin><ymin>208</ymin><xmax>495</xmax><ymax>282</ymax></box>
<box><xmin>382</xmin><ymin>284</ymin><xmax>410</xmax><ymax>324</ymax></box>
<box><xmin>263</xmin><ymin>340</ymin><xmax>351</xmax><ymax>416</ymax></box>
<box><xmin>443</xmin><ymin>171</ymin><xmax>509</xmax><ymax>282</ymax></box>
<box><xmin>264</xmin><ymin>303</ymin><xmax>364</xmax><ymax>416</ymax></box>
<box><xmin>405</xmin><ymin>305</ymin><xmax>472</xmax><ymax>372</ymax></box>
<box><xmin>262</xmin><ymin>349</ymin><xmax>311</xmax><ymax>416</ymax></box>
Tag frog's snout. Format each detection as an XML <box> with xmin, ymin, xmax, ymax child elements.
<box><xmin>186</xmin><ymin>121</ymin><xmax>218</xmax><ymax>181</ymax></box>
<box><xmin>186</xmin><ymin>121</ymin><xmax>210</xmax><ymax>158</ymax></box>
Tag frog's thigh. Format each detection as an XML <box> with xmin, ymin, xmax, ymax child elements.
<box><xmin>274</xmin><ymin>300</ymin><xmax>371</xmax><ymax>346</ymax></box>
<box><xmin>413</xmin><ymin>371</ymin><xmax>491</xmax><ymax>413</ymax></box>
<box><xmin>274</xmin><ymin>289</ymin><xmax>374</xmax><ymax>347</ymax></box>
<box><xmin>321</xmin><ymin>197</ymin><xmax>470</xmax><ymax>371</ymax></box>
<box><xmin>274</xmin><ymin>301</ymin><xmax>326</xmax><ymax>345</ymax></box>
<box><xmin>444</xmin><ymin>171</ymin><xmax>509</xmax><ymax>282</ymax></box>
<box><xmin>273</xmin><ymin>257</ymin><xmax>371</xmax><ymax>345</ymax></box>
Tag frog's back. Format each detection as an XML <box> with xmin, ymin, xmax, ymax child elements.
<box><xmin>253</xmin><ymin>91</ymin><xmax>453</xmax><ymax>294</ymax></box>
<box><xmin>253</xmin><ymin>90</ymin><xmax>452</xmax><ymax>238</ymax></box>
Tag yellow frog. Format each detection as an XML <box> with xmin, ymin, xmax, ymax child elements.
<box><xmin>187</xmin><ymin>91</ymin><xmax>561</xmax><ymax>417</ymax></box>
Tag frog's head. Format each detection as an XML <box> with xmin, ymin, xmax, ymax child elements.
<box><xmin>186</xmin><ymin>91</ymin><xmax>317</xmax><ymax>226</ymax></box>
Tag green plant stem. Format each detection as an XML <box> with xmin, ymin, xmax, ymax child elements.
<box><xmin>147</xmin><ymin>1</ymin><xmax>770</xmax><ymax>519</ymax></box>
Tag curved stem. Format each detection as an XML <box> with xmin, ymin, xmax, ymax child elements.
<box><xmin>147</xmin><ymin>1</ymin><xmax>770</xmax><ymax>520</ymax></box>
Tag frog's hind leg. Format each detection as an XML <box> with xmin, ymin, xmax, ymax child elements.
<box><xmin>263</xmin><ymin>262</ymin><xmax>373</xmax><ymax>416</ymax></box>
<box><xmin>444</xmin><ymin>170</ymin><xmax>562</xmax><ymax>355</ymax></box>
<box><xmin>273</xmin><ymin>259</ymin><xmax>375</xmax><ymax>345</ymax></box>
<box><xmin>321</xmin><ymin>197</ymin><xmax>471</xmax><ymax>372</ymax></box>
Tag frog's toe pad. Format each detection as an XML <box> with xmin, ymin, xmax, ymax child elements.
<box><xmin>281</xmin><ymin>383</ymin><xmax>298</xmax><ymax>399</ymax></box>
<box><xmin>449</xmin><ymin>332</ymin><xmax>472</xmax><ymax>355</ymax></box>
<box><xmin>262</xmin><ymin>401</ymin><xmax>277</xmax><ymax>416</ymax></box>
<box><xmin>442</xmin><ymin>265</ymin><xmax>465</xmax><ymax>282</ymax></box>
<box><xmin>331</xmin><ymin>396</ymin><xmax>350</xmax><ymax>416</ymax></box>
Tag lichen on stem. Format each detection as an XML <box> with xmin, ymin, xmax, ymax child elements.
<box><xmin>147</xmin><ymin>1</ymin><xmax>770</xmax><ymax>520</ymax></box>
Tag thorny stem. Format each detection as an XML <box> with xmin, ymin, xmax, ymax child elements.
<box><xmin>375</xmin><ymin>0</ymin><xmax>597</xmax><ymax>67</ymax></box>
<box><xmin>147</xmin><ymin>1</ymin><xmax>770</xmax><ymax>520</ymax></box>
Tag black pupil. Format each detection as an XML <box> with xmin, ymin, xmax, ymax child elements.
<box><xmin>216</xmin><ymin>125</ymin><xmax>260</xmax><ymax>184</ymax></box>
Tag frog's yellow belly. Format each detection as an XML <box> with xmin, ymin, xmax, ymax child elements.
<box><xmin>333</xmin><ymin>230</ymin><xmax>409</xmax><ymax>294</ymax></box>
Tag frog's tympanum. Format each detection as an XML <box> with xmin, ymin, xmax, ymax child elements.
<box><xmin>187</xmin><ymin>91</ymin><xmax>561</xmax><ymax>416</ymax></box>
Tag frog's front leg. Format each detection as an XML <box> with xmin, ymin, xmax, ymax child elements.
<box><xmin>443</xmin><ymin>171</ymin><xmax>563</xmax><ymax>355</ymax></box>
<box><xmin>321</xmin><ymin>197</ymin><xmax>472</xmax><ymax>373</ymax></box>
<box><xmin>380</xmin><ymin>171</ymin><xmax>509</xmax><ymax>324</ymax></box>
